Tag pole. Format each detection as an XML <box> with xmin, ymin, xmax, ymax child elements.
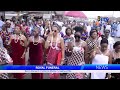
<box><xmin>112</xmin><ymin>11</ymin><xmax>114</xmax><ymax>17</ymax></box>
<box><xmin>3</xmin><ymin>11</ymin><xmax>5</xmax><ymax>21</ymax></box>
<box><xmin>112</xmin><ymin>11</ymin><xmax>115</xmax><ymax>21</ymax></box>
<box><xmin>3</xmin><ymin>11</ymin><xmax>5</xmax><ymax>18</ymax></box>
<box><xmin>1</xmin><ymin>11</ymin><xmax>5</xmax><ymax>21</ymax></box>
<box><xmin>16</xmin><ymin>11</ymin><xmax>20</xmax><ymax>20</ymax></box>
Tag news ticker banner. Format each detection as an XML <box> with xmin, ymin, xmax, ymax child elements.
<box><xmin>0</xmin><ymin>64</ymin><xmax>120</xmax><ymax>73</ymax></box>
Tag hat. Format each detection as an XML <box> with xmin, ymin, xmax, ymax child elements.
<box><xmin>15</xmin><ymin>24</ymin><xmax>22</xmax><ymax>30</ymax></box>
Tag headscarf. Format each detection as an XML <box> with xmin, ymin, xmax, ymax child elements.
<box><xmin>15</xmin><ymin>24</ymin><xmax>22</xmax><ymax>30</ymax></box>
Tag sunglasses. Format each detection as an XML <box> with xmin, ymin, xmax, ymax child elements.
<box><xmin>52</xmin><ymin>30</ymin><xmax>57</xmax><ymax>32</ymax></box>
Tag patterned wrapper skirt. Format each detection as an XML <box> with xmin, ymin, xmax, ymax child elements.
<box><xmin>0</xmin><ymin>73</ymin><xmax>9</xmax><ymax>79</ymax></box>
<box><xmin>65</xmin><ymin>49</ymin><xmax>85</xmax><ymax>79</ymax></box>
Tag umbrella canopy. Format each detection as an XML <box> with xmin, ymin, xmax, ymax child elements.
<box><xmin>64</xmin><ymin>11</ymin><xmax>87</xmax><ymax>18</ymax></box>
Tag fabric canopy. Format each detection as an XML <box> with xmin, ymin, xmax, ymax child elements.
<box><xmin>64</xmin><ymin>11</ymin><xmax>87</xmax><ymax>18</ymax></box>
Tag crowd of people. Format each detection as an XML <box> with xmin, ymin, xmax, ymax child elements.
<box><xmin>0</xmin><ymin>14</ymin><xmax>120</xmax><ymax>79</ymax></box>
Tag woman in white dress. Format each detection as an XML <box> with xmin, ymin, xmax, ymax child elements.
<box><xmin>90</xmin><ymin>38</ymin><xmax>112</xmax><ymax>79</ymax></box>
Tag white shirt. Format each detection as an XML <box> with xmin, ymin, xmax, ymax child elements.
<box><xmin>36</xmin><ymin>25</ymin><xmax>45</xmax><ymax>36</ymax></box>
<box><xmin>29</xmin><ymin>26</ymin><xmax>32</xmax><ymax>31</ymax></box>
<box><xmin>40</xmin><ymin>26</ymin><xmax>44</xmax><ymax>36</ymax></box>
<box><xmin>106</xmin><ymin>25</ymin><xmax>111</xmax><ymax>31</ymax></box>
<box><xmin>61</xmin><ymin>26</ymin><xmax>67</xmax><ymax>36</ymax></box>
<box><xmin>117</xmin><ymin>24</ymin><xmax>120</xmax><ymax>31</ymax></box>
<box><xmin>91</xmin><ymin>54</ymin><xmax>109</xmax><ymax>79</ymax></box>
<box><xmin>7</xmin><ymin>28</ymin><xmax>13</xmax><ymax>33</ymax></box>
<box><xmin>87</xmin><ymin>25</ymin><xmax>91</xmax><ymax>36</ymax></box>
<box><xmin>98</xmin><ymin>36</ymin><xmax>115</xmax><ymax>51</ymax></box>
<box><xmin>11</xmin><ymin>22</ymin><xmax>15</xmax><ymax>29</ymax></box>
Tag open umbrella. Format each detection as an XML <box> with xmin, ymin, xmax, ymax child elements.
<box><xmin>64</xmin><ymin>11</ymin><xmax>87</xmax><ymax>18</ymax></box>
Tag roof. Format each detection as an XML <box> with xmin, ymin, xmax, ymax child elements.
<box><xmin>55</xmin><ymin>11</ymin><xmax>64</xmax><ymax>15</ymax></box>
<box><xmin>28</xmin><ymin>11</ymin><xmax>54</xmax><ymax>14</ymax></box>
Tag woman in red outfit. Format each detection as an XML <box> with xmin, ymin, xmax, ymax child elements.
<box><xmin>8</xmin><ymin>25</ymin><xmax>27</xmax><ymax>79</ymax></box>
<box><xmin>28</xmin><ymin>27</ymin><xmax>45</xmax><ymax>79</ymax></box>
<box><xmin>45</xmin><ymin>25</ymin><xmax>65</xmax><ymax>79</ymax></box>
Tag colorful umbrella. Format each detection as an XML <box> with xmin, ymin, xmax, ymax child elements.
<box><xmin>64</xmin><ymin>11</ymin><xmax>87</xmax><ymax>18</ymax></box>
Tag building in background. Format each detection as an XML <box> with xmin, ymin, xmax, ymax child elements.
<box><xmin>0</xmin><ymin>11</ymin><xmax>5</xmax><ymax>21</ymax></box>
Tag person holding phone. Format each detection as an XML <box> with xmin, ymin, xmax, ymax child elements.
<box><xmin>21</xmin><ymin>21</ymin><xmax>30</xmax><ymax>39</ymax></box>
<box><xmin>45</xmin><ymin>25</ymin><xmax>65</xmax><ymax>79</ymax></box>
<box><xmin>86</xmin><ymin>29</ymin><xmax>99</xmax><ymax>64</ymax></box>
<box><xmin>44</xmin><ymin>20</ymin><xmax>51</xmax><ymax>40</ymax></box>
<box><xmin>64</xmin><ymin>27</ymin><xmax>74</xmax><ymax>65</ymax></box>
<box><xmin>65</xmin><ymin>30</ymin><xmax>87</xmax><ymax>79</ymax></box>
